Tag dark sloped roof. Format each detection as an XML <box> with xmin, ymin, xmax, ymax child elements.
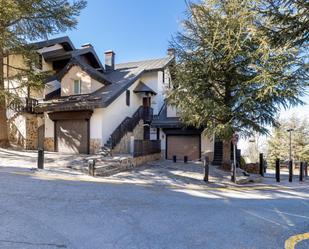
<box><xmin>37</xmin><ymin>56</ymin><xmax>174</xmax><ymax>112</ymax></box>
<box><xmin>42</xmin><ymin>46</ymin><xmax>104</xmax><ymax>70</ymax></box>
<box><xmin>115</xmin><ymin>57</ymin><xmax>173</xmax><ymax>72</ymax></box>
<box><xmin>31</xmin><ymin>36</ymin><xmax>75</xmax><ymax>51</ymax></box>
<box><xmin>151</xmin><ymin>102</ymin><xmax>184</xmax><ymax>128</ymax></box>
<box><xmin>133</xmin><ymin>81</ymin><xmax>157</xmax><ymax>95</ymax></box>
<box><xmin>50</xmin><ymin>57</ymin><xmax>111</xmax><ymax>85</ymax></box>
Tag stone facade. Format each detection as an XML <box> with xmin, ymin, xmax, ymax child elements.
<box><xmin>93</xmin><ymin>153</ymin><xmax>162</xmax><ymax>177</ymax></box>
<box><xmin>90</xmin><ymin>139</ymin><xmax>101</xmax><ymax>154</ymax></box>
<box><xmin>8</xmin><ymin>113</ymin><xmax>42</xmax><ymax>150</ymax></box>
<box><xmin>25</xmin><ymin>114</ymin><xmax>39</xmax><ymax>150</ymax></box>
<box><xmin>44</xmin><ymin>137</ymin><xmax>55</xmax><ymax>151</ymax></box>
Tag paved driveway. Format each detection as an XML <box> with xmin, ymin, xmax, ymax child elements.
<box><xmin>0</xmin><ymin>149</ymin><xmax>309</xmax><ymax>249</ymax></box>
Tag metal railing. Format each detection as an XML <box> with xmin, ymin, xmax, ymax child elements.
<box><xmin>110</xmin><ymin>106</ymin><xmax>153</xmax><ymax>148</ymax></box>
<box><xmin>12</xmin><ymin>97</ymin><xmax>38</xmax><ymax>114</ymax></box>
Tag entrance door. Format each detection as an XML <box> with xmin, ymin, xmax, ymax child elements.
<box><xmin>143</xmin><ymin>97</ymin><xmax>151</xmax><ymax>107</ymax></box>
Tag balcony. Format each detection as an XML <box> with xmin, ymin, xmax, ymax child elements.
<box><xmin>13</xmin><ymin>97</ymin><xmax>39</xmax><ymax>114</ymax></box>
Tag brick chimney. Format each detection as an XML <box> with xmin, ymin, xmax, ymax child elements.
<box><xmin>81</xmin><ymin>43</ymin><xmax>93</xmax><ymax>48</ymax></box>
<box><xmin>167</xmin><ymin>48</ymin><xmax>175</xmax><ymax>57</ymax></box>
<box><xmin>104</xmin><ymin>50</ymin><xmax>115</xmax><ymax>72</ymax></box>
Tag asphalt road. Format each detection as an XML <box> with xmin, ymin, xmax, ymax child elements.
<box><xmin>0</xmin><ymin>163</ymin><xmax>309</xmax><ymax>249</ymax></box>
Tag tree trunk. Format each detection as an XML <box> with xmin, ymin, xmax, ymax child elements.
<box><xmin>0</xmin><ymin>50</ymin><xmax>9</xmax><ymax>147</ymax></box>
<box><xmin>222</xmin><ymin>139</ymin><xmax>231</xmax><ymax>166</ymax></box>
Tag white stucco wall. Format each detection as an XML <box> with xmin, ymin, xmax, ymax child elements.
<box><xmin>90</xmin><ymin>108</ymin><xmax>103</xmax><ymax>140</ymax></box>
<box><xmin>99</xmin><ymin>79</ymin><xmax>143</xmax><ymax>144</ymax></box>
<box><xmin>44</xmin><ymin>113</ymin><xmax>54</xmax><ymax>138</ymax></box>
<box><xmin>201</xmin><ymin>135</ymin><xmax>214</xmax><ymax>153</ymax></box>
<box><xmin>166</xmin><ymin>105</ymin><xmax>178</xmax><ymax>117</ymax></box>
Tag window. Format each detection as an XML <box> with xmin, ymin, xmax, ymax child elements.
<box><xmin>126</xmin><ymin>90</ymin><xmax>130</xmax><ymax>106</ymax></box>
<box><xmin>73</xmin><ymin>79</ymin><xmax>81</xmax><ymax>95</ymax></box>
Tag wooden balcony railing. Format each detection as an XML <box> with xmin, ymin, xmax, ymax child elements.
<box><xmin>13</xmin><ymin>97</ymin><xmax>38</xmax><ymax>114</ymax></box>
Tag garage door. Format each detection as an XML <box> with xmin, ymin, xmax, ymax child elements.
<box><xmin>167</xmin><ymin>135</ymin><xmax>200</xmax><ymax>161</ymax></box>
<box><xmin>56</xmin><ymin>120</ymin><xmax>88</xmax><ymax>154</ymax></box>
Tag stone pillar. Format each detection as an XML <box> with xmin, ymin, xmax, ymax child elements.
<box><xmin>222</xmin><ymin>139</ymin><xmax>231</xmax><ymax>166</ymax></box>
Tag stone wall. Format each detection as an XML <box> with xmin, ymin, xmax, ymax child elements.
<box><xmin>93</xmin><ymin>153</ymin><xmax>162</xmax><ymax>177</ymax></box>
<box><xmin>44</xmin><ymin>137</ymin><xmax>54</xmax><ymax>151</ymax></box>
<box><xmin>90</xmin><ymin>139</ymin><xmax>101</xmax><ymax>154</ymax></box>
<box><xmin>25</xmin><ymin>114</ymin><xmax>39</xmax><ymax>150</ymax></box>
<box><xmin>8</xmin><ymin>113</ymin><xmax>42</xmax><ymax>150</ymax></box>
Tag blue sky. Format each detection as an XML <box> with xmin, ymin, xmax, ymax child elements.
<box><xmin>56</xmin><ymin>0</ymin><xmax>308</xmax><ymax>115</ymax></box>
<box><xmin>58</xmin><ymin>0</ymin><xmax>187</xmax><ymax>63</ymax></box>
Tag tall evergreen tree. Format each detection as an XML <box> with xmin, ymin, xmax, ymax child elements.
<box><xmin>258</xmin><ymin>0</ymin><xmax>309</xmax><ymax>47</ymax></box>
<box><xmin>268</xmin><ymin>116</ymin><xmax>309</xmax><ymax>165</ymax></box>
<box><xmin>0</xmin><ymin>0</ymin><xmax>87</xmax><ymax>146</ymax></box>
<box><xmin>168</xmin><ymin>0</ymin><xmax>308</xmax><ymax>145</ymax></box>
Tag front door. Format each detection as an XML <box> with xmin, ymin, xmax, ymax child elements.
<box><xmin>143</xmin><ymin>97</ymin><xmax>151</xmax><ymax>107</ymax></box>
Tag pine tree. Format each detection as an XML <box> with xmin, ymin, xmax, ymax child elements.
<box><xmin>0</xmin><ymin>0</ymin><xmax>87</xmax><ymax>146</ymax></box>
<box><xmin>267</xmin><ymin>116</ymin><xmax>309</xmax><ymax>165</ymax></box>
<box><xmin>168</xmin><ymin>0</ymin><xmax>308</xmax><ymax>141</ymax></box>
<box><xmin>259</xmin><ymin>0</ymin><xmax>309</xmax><ymax>47</ymax></box>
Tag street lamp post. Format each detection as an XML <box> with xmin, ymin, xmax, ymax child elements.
<box><xmin>287</xmin><ymin>128</ymin><xmax>294</xmax><ymax>182</ymax></box>
<box><xmin>287</xmin><ymin>128</ymin><xmax>294</xmax><ymax>161</ymax></box>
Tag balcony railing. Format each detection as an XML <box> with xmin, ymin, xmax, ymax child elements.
<box><xmin>13</xmin><ymin>97</ymin><xmax>38</xmax><ymax>114</ymax></box>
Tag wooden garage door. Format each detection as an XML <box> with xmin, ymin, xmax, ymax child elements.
<box><xmin>167</xmin><ymin>135</ymin><xmax>200</xmax><ymax>161</ymax></box>
<box><xmin>56</xmin><ymin>120</ymin><xmax>88</xmax><ymax>154</ymax></box>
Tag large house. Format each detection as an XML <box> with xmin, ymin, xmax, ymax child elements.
<box><xmin>5</xmin><ymin>36</ymin><xmax>225</xmax><ymax>163</ymax></box>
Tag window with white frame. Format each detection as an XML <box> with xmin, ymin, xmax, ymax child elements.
<box><xmin>73</xmin><ymin>79</ymin><xmax>81</xmax><ymax>94</ymax></box>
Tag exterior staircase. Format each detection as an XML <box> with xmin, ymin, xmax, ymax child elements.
<box><xmin>102</xmin><ymin>106</ymin><xmax>153</xmax><ymax>153</ymax></box>
<box><xmin>212</xmin><ymin>140</ymin><xmax>223</xmax><ymax>165</ymax></box>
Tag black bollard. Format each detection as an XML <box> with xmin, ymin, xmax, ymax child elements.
<box><xmin>259</xmin><ymin>153</ymin><xmax>264</xmax><ymax>177</ymax></box>
<box><xmin>88</xmin><ymin>159</ymin><xmax>96</xmax><ymax>176</ymax></box>
<box><xmin>173</xmin><ymin>155</ymin><xmax>177</xmax><ymax>163</ymax></box>
<box><xmin>300</xmin><ymin>162</ymin><xmax>304</xmax><ymax>182</ymax></box>
<box><xmin>305</xmin><ymin>162</ymin><xmax>308</xmax><ymax>178</ymax></box>
<box><xmin>289</xmin><ymin>160</ymin><xmax>293</xmax><ymax>182</ymax></box>
<box><xmin>203</xmin><ymin>156</ymin><xmax>209</xmax><ymax>182</ymax></box>
<box><xmin>275</xmin><ymin>158</ymin><xmax>280</xmax><ymax>182</ymax></box>
<box><xmin>37</xmin><ymin>148</ymin><xmax>44</xmax><ymax>169</ymax></box>
<box><xmin>184</xmin><ymin>156</ymin><xmax>188</xmax><ymax>163</ymax></box>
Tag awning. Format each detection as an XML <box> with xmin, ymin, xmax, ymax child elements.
<box><xmin>133</xmin><ymin>81</ymin><xmax>157</xmax><ymax>95</ymax></box>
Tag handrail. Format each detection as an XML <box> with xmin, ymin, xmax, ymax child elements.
<box><xmin>109</xmin><ymin>106</ymin><xmax>153</xmax><ymax>148</ymax></box>
<box><xmin>12</xmin><ymin>97</ymin><xmax>38</xmax><ymax>114</ymax></box>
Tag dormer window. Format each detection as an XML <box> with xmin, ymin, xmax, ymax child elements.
<box><xmin>73</xmin><ymin>79</ymin><xmax>81</xmax><ymax>95</ymax></box>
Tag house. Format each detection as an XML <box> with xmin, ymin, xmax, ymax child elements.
<box><xmin>6</xmin><ymin>36</ymin><xmax>220</xmax><ymax>162</ymax></box>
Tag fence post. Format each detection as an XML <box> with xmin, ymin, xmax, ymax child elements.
<box><xmin>37</xmin><ymin>148</ymin><xmax>44</xmax><ymax>169</ymax></box>
<box><xmin>204</xmin><ymin>156</ymin><xmax>209</xmax><ymax>182</ymax></box>
<box><xmin>275</xmin><ymin>158</ymin><xmax>280</xmax><ymax>182</ymax></box>
<box><xmin>88</xmin><ymin>159</ymin><xmax>96</xmax><ymax>177</ymax></box>
<box><xmin>259</xmin><ymin>153</ymin><xmax>264</xmax><ymax>177</ymax></box>
<box><xmin>300</xmin><ymin>162</ymin><xmax>304</xmax><ymax>182</ymax></box>
<box><xmin>289</xmin><ymin>160</ymin><xmax>293</xmax><ymax>182</ymax></box>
